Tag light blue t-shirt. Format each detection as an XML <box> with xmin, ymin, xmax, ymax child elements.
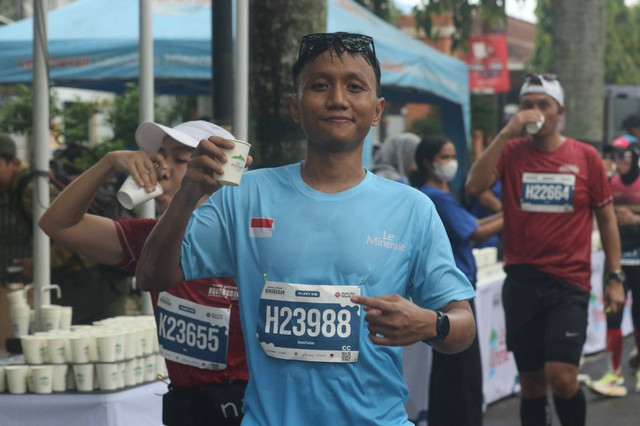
<box><xmin>182</xmin><ymin>162</ymin><xmax>475</xmax><ymax>426</ymax></box>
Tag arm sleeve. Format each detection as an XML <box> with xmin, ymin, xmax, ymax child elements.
<box><xmin>408</xmin><ymin>197</ymin><xmax>476</xmax><ymax>311</ymax></box>
<box><xmin>114</xmin><ymin>219</ymin><xmax>158</xmax><ymax>273</ymax></box>
<box><xmin>181</xmin><ymin>189</ymin><xmax>237</xmax><ymax>281</ymax></box>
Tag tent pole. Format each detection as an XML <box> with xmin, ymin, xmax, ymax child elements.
<box><xmin>138</xmin><ymin>0</ymin><xmax>154</xmax><ymax>314</ymax></box>
<box><xmin>32</xmin><ymin>0</ymin><xmax>51</xmax><ymax>331</ymax></box>
<box><xmin>234</xmin><ymin>0</ymin><xmax>248</xmax><ymax>141</ymax></box>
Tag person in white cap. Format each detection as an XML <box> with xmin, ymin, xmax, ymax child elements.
<box><xmin>466</xmin><ymin>74</ymin><xmax>626</xmax><ymax>426</ymax></box>
<box><xmin>39</xmin><ymin>120</ymin><xmax>249</xmax><ymax>426</ymax></box>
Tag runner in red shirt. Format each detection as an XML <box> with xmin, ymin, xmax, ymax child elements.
<box><xmin>39</xmin><ymin>120</ymin><xmax>249</xmax><ymax>426</ymax></box>
<box><xmin>466</xmin><ymin>74</ymin><xmax>626</xmax><ymax>426</ymax></box>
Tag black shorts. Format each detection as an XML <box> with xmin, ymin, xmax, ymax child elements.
<box><xmin>502</xmin><ymin>264</ymin><xmax>589</xmax><ymax>373</ymax></box>
<box><xmin>162</xmin><ymin>380</ymin><xmax>246</xmax><ymax>426</ymax></box>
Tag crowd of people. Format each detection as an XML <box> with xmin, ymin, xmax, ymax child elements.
<box><xmin>1</xmin><ymin>30</ymin><xmax>640</xmax><ymax>426</ymax></box>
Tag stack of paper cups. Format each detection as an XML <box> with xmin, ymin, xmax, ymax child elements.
<box><xmin>59</xmin><ymin>306</ymin><xmax>73</xmax><ymax>330</ymax></box>
<box><xmin>41</xmin><ymin>305</ymin><xmax>61</xmax><ymax>331</ymax></box>
<box><xmin>8</xmin><ymin>288</ymin><xmax>30</xmax><ymax>337</ymax></box>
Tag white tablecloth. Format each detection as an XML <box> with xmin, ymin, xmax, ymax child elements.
<box><xmin>0</xmin><ymin>381</ymin><xmax>165</xmax><ymax>426</ymax></box>
<box><xmin>404</xmin><ymin>251</ymin><xmax>632</xmax><ymax>423</ymax></box>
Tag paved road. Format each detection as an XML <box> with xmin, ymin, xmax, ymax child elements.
<box><xmin>484</xmin><ymin>334</ymin><xmax>639</xmax><ymax>425</ymax></box>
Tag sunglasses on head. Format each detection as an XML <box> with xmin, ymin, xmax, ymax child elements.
<box><xmin>298</xmin><ymin>32</ymin><xmax>376</xmax><ymax>59</ymax></box>
<box><xmin>525</xmin><ymin>73</ymin><xmax>558</xmax><ymax>84</ymax></box>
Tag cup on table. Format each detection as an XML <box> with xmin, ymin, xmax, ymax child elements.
<box><xmin>96</xmin><ymin>332</ymin><xmax>118</xmax><ymax>362</ymax></box>
<box><xmin>59</xmin><ymin>306</ymin><xmax>73</xmax><ymax>330</ymax></box>
<box><xmin>46</xmin><ymin>336</ymin><xmax>67</xmax><ymax>364</ymax></box>
<box><xmin>213</xmin><ymin>139</ymin><xmax>251</xmax><ymax>186</ymax></box>
<box><xmin>52</xmin><ymin>364</ymin><xmax>68</xmax><ymax>392</ymax></box>
<box><xmin>69</xmin><ymin>334</ymin><xmax>92</xmax><ymax>364</ymax></box>
<box><xmin>156</xmin><ymin>354</ymin><xmax>168</xmax><ymax>378</ymax></box>
<box><xmin>125</xmin><ymin>358</ymin><xmax>137</xmax><ymax>387</ymax></box>
<box><xmin>30</xmin><ymin>365</ymin><xmax>53</xmax><ymax>394</ymax></box>
<box><xmin>5</xmin><ymin>365</ymin><xmax>28</xmax><ymax>394</ymax></box>
<box><xmin>117</xmin><ymin>175</ymin><xmax>163</xmax><ymax>210</ymax></box>
<box><xmin>41</xmin><ymin>305</ymin><xmax>61</xmax><ymax>331</ymax></box>
<box><xmin>117</xmin><ymin>362</ymin><xmax>126</xmax><ymax>389</ymax></box>
<box><xmin>135</xmin><ymin>358</ymin><xmax>144</xmax><ymax>384</ymax></box>
<box><xmin>143</xmin><ymin>354</ymin><xmax>156</xmax><ymax>382</ymax></box>
<box><xmin>21</xmin><ymin>335</ymin><xmax>47</xmax><ymax>364</ymax></box>
<box><xmin>7</xmin><ymin>288</ymin><xmax>27</xmax><ymax>307</ymax></box>
<box><xmin>72</xmin><ymin>363</ymin><xmax>95</xmax><ymax>392</ymax></box>
<box><xmin>0</xmin><ymin>366</ymin><xmax>5</xmax><ymax>392</ymax></box>
<box><xmin>9</xmin><ymin>304</ymin><xmax>30</xmax><ymax>337</ymax></box>
<box><xmin>96</xmin><ymin>363</ymin><xmax>119</xmax><ymax>391</ymax></box>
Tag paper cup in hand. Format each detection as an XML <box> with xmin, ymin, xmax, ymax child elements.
<box><xmin>214</xmin><ymin>140</ymin><xmax>251</xmax><ymax>186</ymax></box>
<box><xmin>525</xmin><ymin>115</ymin><xmax>545</xmax><ymax>135</ymax></box>
<box><xmin>117</xmin><ymin>175</ymin><xmax>163</xmax><ymax>209</ymax></box>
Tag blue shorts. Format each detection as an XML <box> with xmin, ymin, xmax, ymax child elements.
<box><xmin>502</xmin><ymin>264</ymin><xmax>589</xmax><ymax>372</ymax></box>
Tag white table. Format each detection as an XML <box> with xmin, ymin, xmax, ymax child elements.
<box><xmin>403</xmin><ymin>251</ymin><xmax>633</xmax><ymax>424</ymax></box>
<box><xmin>0</xmin><ymin>381</ymin><xmax>165</xmax><ymax>426</ymax></box>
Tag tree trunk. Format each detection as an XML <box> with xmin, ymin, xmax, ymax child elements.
<box><xmin>552</xmin><ymin>0</ymin><xmax>605</xmax><ymax>144</ymax></box>
<box><xmin>249</xmin><ymin>0</ymin><xmax>326</xmax><ymax>168</ymax></box>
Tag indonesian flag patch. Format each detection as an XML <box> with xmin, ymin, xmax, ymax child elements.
<box><xmin>250</xmin><ymin>217</ymin><xmax>274</xmax><ymax>238</ymax></box>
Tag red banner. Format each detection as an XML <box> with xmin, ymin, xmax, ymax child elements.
<box><xmin>461</xmin><ymin>33</ymin><xmax>510</xmax><ymax>94</ymax></box>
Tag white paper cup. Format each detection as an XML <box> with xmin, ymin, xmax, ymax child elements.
<box><xmin>6</xmin><ymin>365</ymin><xmax>28</xmax><ymax>394</ymax></box>
<box><xmin>0</xmin><ymin>366</ymin><xmax>5</xmax><ymax>392</ymax></box>
<box><xmin>30</xmin><ymin>365</ymin><xmax>53</xmax><ymax>394</ymax></box>
<box><xmin>59</xmin><ymin>306</ymin><xmax>73</xmax><ymax>330</ymax></box>
<box><xmin>46</xmin><ymin>336</ymin><xmax>67</xmax><ymax>364</ymax></box>
<box><xmin>156</xmin><ymin>354</ymin><xmax>168</xmax><ymax>378</ymax></box>
<box><xmin>135</xmin><ymin>358</ymin><xmax>144</xmax><ymax>384</ymax></box>
<box><xmin>125</xmin><ymin>359</ymin><xmax>137</xmax><ymax>387</ymax></box>
<box><xmin>73</xmin><ymin>363</ymin><xmax>95</xmax><ymax>392</ymax></box>
<box><xmin>7</xmin><ymin>289</ymin><xmax>27</xmax><ymax>307</ymax></box>
<box><xmin>96</xmin><ymin>333</ymin><xmax>118</xmax><ymax>362</ymax></box>
<box><xmin>117</xmin><ymin>362</ymin><xmax>126</xmax><ymax>389</ymax></box>
<box><xmin>123</xmin><ymin>329</ymin><xmax>136</xmax><ymax>360</ymax></box>
<box><xmin>213</xmin><ymin>139</ymin><xmax>251</xmax><ymax>186</ymax></box>
<box><xmin>41</xmin><ymin>305</ymin><xmax>61</xmax><ymax>331</ymax></box>
<box><xmin>21</xmin><ymin>335</ymin><xmax>47</xmax><ymax>364</ymax></box>
<box><xmin>69</xmin><ymin>335</ymin><xmax>92</xmax><ymax>364</ymax></box>
<box><xmin>96</xmin><ymin>363</ymin><xmax>119</xmax><ymax>391</ymax></box>
<box><xmin>525</xmin><ymin>115</ymin><xmax>545</xmax><ymax>135</ymax></box>
<box><xmin>10</xmin><ymin>305</ymin><xmax>30</xmax><ymax>337</ymax></box>
<box><xmin>52</xmin><ymin>364</ymin><xmax>68</xmax><ymax>392</ymax></box>
<box><xmin>143</xmin><ymin>354</ymin><xmax>156</xmax><ymax>382</ymax></box>
<box><xmin>117</xmin><ymin>175</ymin><xmax>163</xmax><ymax>210</ymax></box>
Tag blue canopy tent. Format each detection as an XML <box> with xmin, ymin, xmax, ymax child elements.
<box><xmin>0</xmin><ymin>0</ymin><xmax>212</xmax><ymax>95</ymax></box>
<box><xmin>0</xmin><ymin>0</ymin><xmax>470</xmax><ymax>190</ymax></box>
<box><xmin>329</xmin><ymin>0</ymin><xmax>471</xmax><ymax>193</ymax></box>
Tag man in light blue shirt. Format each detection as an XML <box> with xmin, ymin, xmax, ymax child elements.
<box><xmin>137</xmin><ymin>32</ymin><xmax>476</xmax><ymax>425</ymax></box>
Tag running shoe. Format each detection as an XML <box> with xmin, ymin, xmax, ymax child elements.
<box><xmin>636</xmin><ymin>369</ymin><xmax>640</xmax><ymax>393</ymax></box>
<box><xmin>588</xmin><ymin>372</ymin><xmax>627</xmax><ymax>397</ymax></box>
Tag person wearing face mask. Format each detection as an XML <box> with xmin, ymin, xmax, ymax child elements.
<box><xmin>409</xmin><ymin>135</ymin><xmax>503</xmax><ymax>426</ymax></box>
<box><xmin>588</xmin><ymin>137</ymin><xmax>640</xmax><ymax>397</ymax></box>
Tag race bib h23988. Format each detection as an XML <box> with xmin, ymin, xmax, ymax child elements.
<box><xmin>257</xmin><ymin>281</ymin><xmax>361</xmax><ymax>363</ymax></box>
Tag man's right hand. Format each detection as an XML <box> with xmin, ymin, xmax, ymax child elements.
<box><xmin>107</xmin><ymin>150</ymin><xmax>168</xmax><ymax>193</ymax></box>
<box><xmin>500</xmin><ymin>110</ymin><xmax>545</xmax><ymax>140</ymax></box>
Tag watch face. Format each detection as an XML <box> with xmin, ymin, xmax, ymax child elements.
<box><xmin>609</xmin><ymin>270</ymin><xmax>626</xmax><ymax>282</ymax></box>
<box><xmin>441</xmin><ymin>313</ymin><xmax>450</xmax><ymax>338</ymax></box>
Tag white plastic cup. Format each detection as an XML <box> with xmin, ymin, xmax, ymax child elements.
<box><xmin>46</xmin><ymin>336</ymin><xmax>67</xmax><ymax>364</ymax></box>
<box><xmin>96</xmin><ymin>333</ymin><xmax>118</xmax><ymax>362</ymax></box>
<box><xmin>30</xmin><ymin>365</ymin><xmax>53</xmax><ymax>394</ymax></box>
<box><xmin>73</xmin><ymin>363</ymin><xmax>95</xmax><ymax>392</ymax></box>
<box><xmin>0</xmin><ymin>366</ymin><xmax>5</xmax><ymax>392</ymax></box>
<box><xmin>21</xmin><ymin>335</ymin><xmax>47</xmax><ymax>364</ymax></box>
<box><xmin>525</xmin><ymin>115</ymin><xmax>545</xmax><ymax>135</ymax></box>
<box><xmin>125</xmin><ymin>358</ymin><xmax>137</xmax><ymax>387</ymax></box>
<box><xmin>117</xmin><ymin>362</ymin><xmax>126</xmax><ymax>389</ymax></box>
<box><xmin>9</xmin><ymin>305</ymin><xmax>30</xmax><ymax>337</ymax></box>
<box><xmin>135</xmin><ymin>358</ymin><xmax>144</xmax><ymax>384</ymax></box>
<box><xmin>143</xmin><ymin>354</ymin><xmax>156</xmax><ymax>382</ymax></box>
<box><xmin>117</xmin><ymin>175</ymin><xmax>163</xmax><ymax>210</ymax></box>
<box><xmin>213</xmin><ymin>139</ymin><xmax>251</xmax><ymax>186</ymax></box>
<box><xmin>69</xmin><ymin>335</ymin><xmax>92</xmax><ymax>364</ymax></box>
<box><xmin>96</xmin><ymin>363</ymin><xmax>119</xmax><ymax>391</ymax></box>
<box><xmin>41</xmin><ymin>305</ymin><xmax>61</xmax><ymax>331</ymax></box>
<box><xmin>59</xmin><ymin>306</ymin><xmax>73</xmax><ymax>330</ymax></box>
<box><xmin>6</xmin><ymin>365</ymin><xmax>28</xmax><ymax>394</ymax></box>
<box><xmin>142</xmin><ymin>327</ymin><xmax>155</xmax><ymax>356</ymax></box>
<box><xmin>123</xmin><ymin>329</ymin><xmax>136</xmax><ymax>360</ymax></box>
<box><xmin>52</xmin><ymin>364</ymin><xmax>68</xmax><ymax>392</ymax></box>
<box><xmin>7</xmin><ymin>289</ymin><xmax>27</xmax><ymax>307</ymax></box>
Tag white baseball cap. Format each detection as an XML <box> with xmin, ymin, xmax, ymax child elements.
<box><xmin>519</xmin><ymin>74</ymin><xmax>564</xmax><ymax>107</ymax></box>
<box><xmin>135</xmin><ymin>120</ymin><xmax>235</xmax><ymax>152</ymax></box>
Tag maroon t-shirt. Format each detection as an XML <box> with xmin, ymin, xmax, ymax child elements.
<box><xmin>114</xmin><ymin>218</ymin><xmax>248</xmax><ymax>386</ymax></box>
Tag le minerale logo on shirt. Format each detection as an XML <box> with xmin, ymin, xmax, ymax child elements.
<box><xmin>366</xmin><ymin>230</ymin><xmax>406</xmax><ymax>252</ymax></box>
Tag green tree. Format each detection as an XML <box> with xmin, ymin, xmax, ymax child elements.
<box><xmin>0</xmin><ymin>84</ymin><xmax>61</xmax><ymax>134</ymax></box>
<box><xmin>354</xmin><ymin>0</ymin><xmax>402</xmax><ymax>22</ymax></box>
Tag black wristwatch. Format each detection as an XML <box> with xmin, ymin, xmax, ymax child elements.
<box><xmin>425</xmin><ymin>310</ymin><xmax>450</xmax><ymax>345</ymax></box>
<box><xmin>607</xmin><ymin>269</ymin><xmax>626</xmax><ymax>283</ymax></box>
